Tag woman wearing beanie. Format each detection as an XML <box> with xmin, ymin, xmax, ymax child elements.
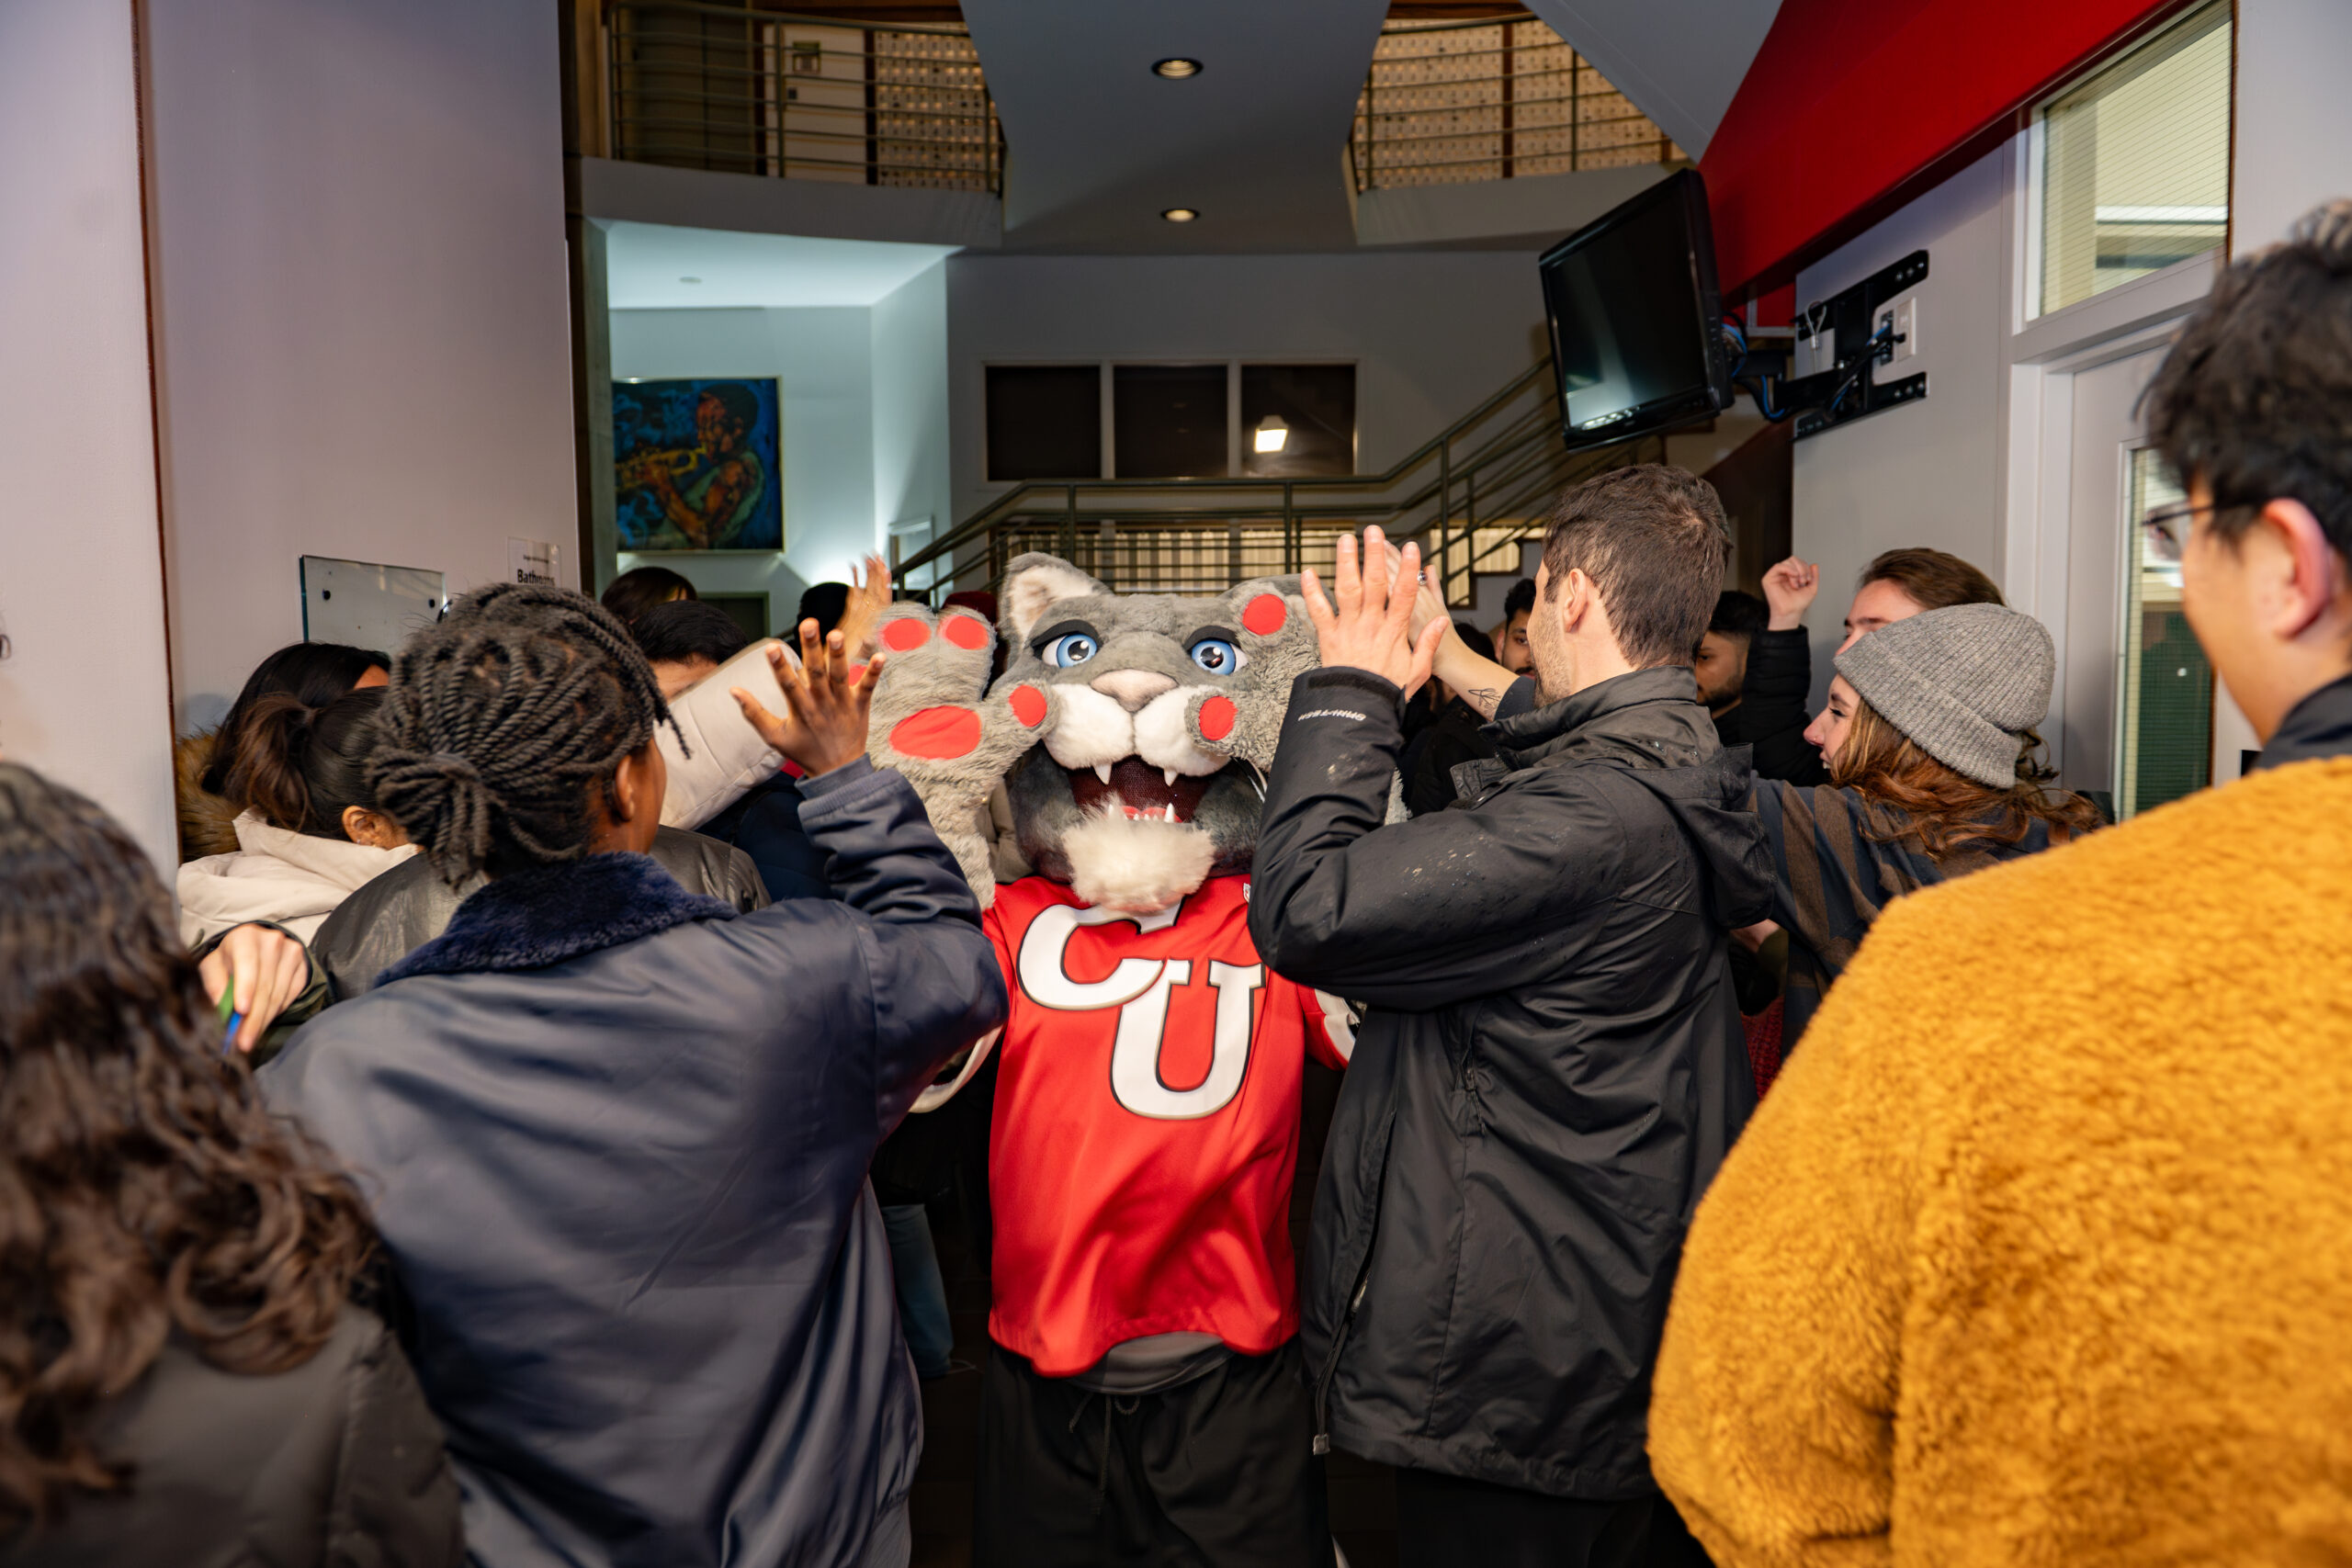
<box><xmin>1748</xmin><ymin>602</ymin><xmax>2101</xmax><ymax>1050</ymax></box>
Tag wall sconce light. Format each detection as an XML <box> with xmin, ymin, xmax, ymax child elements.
<box><xmin>1253</xmin><ymin>415</ymin><xmax>1289</xmax><ymax>454</ymax></box>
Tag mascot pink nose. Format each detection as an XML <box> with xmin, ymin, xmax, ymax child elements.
<box><xmin>1090</xmin><ymin>670</ymin><xmax>1177</xmax><ymax>713</ymax></box>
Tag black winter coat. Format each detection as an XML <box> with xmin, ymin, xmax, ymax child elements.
<box><xmin>1249</xmin><ymin>666</ymin><xmax>1771</xmax><ymax>1500</ymax></box>
<box><xmin>1</xmin><ymin>1308</ymin><xmax>461</xmax><ymax>1568</ymax></box>
<box><xmin>1712</xmin><ymin>627</ymin><xmax>1825</xmax><ymax>784</ymax></box>
<box><xmin>263</xmin><ymin>761</ymin><xmax>1006</xmax><ymax>1568</ymax></box>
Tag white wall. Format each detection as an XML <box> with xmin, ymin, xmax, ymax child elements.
<box><xmin>2231</xmin><ymin>0</ymin><xmax>2352</xmax><ymax>254</ymax></box>
<box><xmin>0</xmin><ymin>1</ymin><xmax>177</xmax><ymax>870</ymax></box>
<box><xmin>143</xmin><ymin>0</ymin><xmax>579</xmax><ymax>730</ymax></box>
<box><xmin>1790</xmin><ymin>145</ymin><xmax>2012</xmax><ymax>706</ymax></box>
<box><xmin>2220</xmin><ymin>0</ymin><xmax>2352</xmax><ymax>771</ymax></box>
<box><xmin>610</xmin><ymin>307</ymin><xmax>878</xmax><ymax>631</ymax></box>
<box><xmin>946</xmin><ymin>251</ymin><xmax>1552</xmax><ymax>525</ymax></box>
<box><xmin>872</xmin><ymin>263</ymin><xmax>954</xmax><ymax>574</ymax></box>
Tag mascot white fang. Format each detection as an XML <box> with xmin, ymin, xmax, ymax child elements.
<box><xmin>865</xmin><ymin>552</ymin><xmax>1358</xmax><ymax>1566</ymax></box>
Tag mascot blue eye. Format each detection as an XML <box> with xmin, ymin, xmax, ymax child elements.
<box><xmin>1189</xmin><ymin>638</ymin><xmax>1246</xmax><ymax>675</ymax></box>
<box><xmin>1045</xmin><ymin>632</ymin><xmax>1099</xmax><ymax>668</ymax></box>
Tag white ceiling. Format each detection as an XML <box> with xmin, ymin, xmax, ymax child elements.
<box><xmin>603</xmin><ymin>220</ymin><xmax>959</xmax><ymax>309</ymax></box>
<box><xmin>962</xmin><ymin>0</ymin><xmax>1390</xmax><ymax>253</ymax></box>
<box><xmin>1521</xmin><ymin>0</ymin><xmax>1784</xmax><ymax>159</ymax></box>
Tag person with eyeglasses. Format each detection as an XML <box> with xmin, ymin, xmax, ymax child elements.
<box><xmin>1649</xmin><ymin>201</ymin><xmax>2352</xmax><ymax>1563</ymax></box>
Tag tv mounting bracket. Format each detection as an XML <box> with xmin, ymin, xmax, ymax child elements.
<box><xmin>1736</xmin><ymin>249</ymin><xmax>1928</xmax><ymax>440</ymax></box>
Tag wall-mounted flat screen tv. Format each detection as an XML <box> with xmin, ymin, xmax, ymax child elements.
<box><xmin>1538</xmin><ymin>168</ymin><xmax>1733</xmax><ymax>453</ymax></box>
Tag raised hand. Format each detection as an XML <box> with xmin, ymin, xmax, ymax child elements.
<box><xmin>1302</xmin><ymin>527</ymin><xmax>1447</xmax><ymax>694</ymax></box>
<box><xmin>1762</xmin><ymin>557</ymin><xmax>1821</xmax><ymax>631</ymax></box>
<box><xmin>834</xmin><ymin>552</ymin><xmax>895</xmax><ymax>661</ymax></box>
<box><xmin>731</xmin><ymin>618</ymin><xmax>886</xmax><ymax>778</ymax></box>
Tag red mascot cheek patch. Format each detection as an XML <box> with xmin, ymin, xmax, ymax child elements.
<box><xmin>1198</xmin><ymin>695</ymin><xmax>1238</xmax><ymax>742</ymax></box>
<box><xmin>890</xmin><ymin>706</ymin><xmax>981</xmax><ymax>760</ymax></box>
<box><xmin>1242</xmin><ymin>593</ymin><xmax>1287</xmax><ymax>637</ymax></box>
<box><xmin>1009</xmin><ymin>684</ymin><xmax>1048</xmax><ymax>728</ymax></box>
<box><xmin>882</xmin><ymin>618</ymin><xmax>932</xmax><ymax>652</ymax></box>
<box><xmin>943</xmin><ymin>615</ymin><xmax>990</xmax><ymax>650</ymax></box>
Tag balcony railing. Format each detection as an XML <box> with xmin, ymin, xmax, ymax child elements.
<box><xmin>896</xmin><ymin>356</ymin><xmax>1660</xmax><ymax>605</ymax></box>
<box><xmin>605</xmin><ymin>0</ymin><xmax>1001</xmax><ymax>194</ymax></box>
<box><xmin>1351</xmin><ymin>12</ymin><xmax>1682</xmax><ymax>192</ymax></box>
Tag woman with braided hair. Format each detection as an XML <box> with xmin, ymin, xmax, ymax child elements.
<box><xmin>260</xmin><ymin>583</ymin><xmax>1006</xmax><ymax>1568</ymax></box>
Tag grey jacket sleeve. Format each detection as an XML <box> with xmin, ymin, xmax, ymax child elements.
<box><xmin>1249</xmin><ymin>669</ymin><xmax>1623</xmax><ymax>1010</ymax></box>
<box><xmin>325</xmin><ymin>1314</ymin><xmax>465</xmax><ymax>1568</ymax></box>
<box><xmin>797</xmin><ymin>759</ymin><xmax>1009</xmax><ymax>1127</ymax></box>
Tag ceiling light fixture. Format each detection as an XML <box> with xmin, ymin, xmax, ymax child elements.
<box><xmin>1152</xmin><ymin>57</ymin><xmax>1203</xmax><ymax>79</ymax></box>
<box><xmin>1253</xmin><ymin>415</ymin><xmax>1289</xmax><ymax>455</ymax></box>
<box><xmin>1161</xmin><ymin>207</ymin><xmax>1198</xmax><ymax>223</ymax></box>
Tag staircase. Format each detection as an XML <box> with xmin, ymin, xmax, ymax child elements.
<box><xmin>893</xmin><ymin>356</ymin><xmax>1660</xmax><ymax>611</ymax></box>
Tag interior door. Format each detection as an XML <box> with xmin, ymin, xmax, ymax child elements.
<box><xmin>2055</xmin><ymin>344</ymin><xmax>2168</xmax><ymax>804</ymax></box>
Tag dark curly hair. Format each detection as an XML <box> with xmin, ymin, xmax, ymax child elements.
<box><xmin>368</xmin><ymin>583</ymin><xmax>679</xmax><ymax>885</ymax></box>
<box><xmin>0</xmin><ymin>763</ymin><xmax>375</xmax><ymax>1530</ymax></box>
<box><xmin>2144</xmin><ymin>198</ymin><xmax>2352</xmax><ymax>559</ymax></box>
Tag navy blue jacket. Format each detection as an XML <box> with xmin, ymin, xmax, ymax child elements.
<box><xmin>262</xmin><ymin>761</ymin><xmax>1005</xmax><ymax>1568</ymax></box>
<box><xmin>698</xmin><ymin>773</ymin><xmax>833</xmax><ymax>903</ymax></box>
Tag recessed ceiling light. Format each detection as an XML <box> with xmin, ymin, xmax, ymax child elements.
<box><xmin>1153</xmin><ymin>57</ymin><xmax>1203</xmax><ymax>79</ymax></box>
<box><xmin>1161</xmin><ymin>207</ymin><xmax>1198</xmax><ymax>223</ymax></box>
<box><xmin>679</xmin><ymin>276</ymin><xmax>702</xmax><ymax>284</ymax></box>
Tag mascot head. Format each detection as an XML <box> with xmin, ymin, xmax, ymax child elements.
<box><xmin>865</xmin><ymin>553</ymin><xmax>1322</xmax><ymax>914</ymax></box>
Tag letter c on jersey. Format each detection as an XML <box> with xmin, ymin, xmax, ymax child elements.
<box><xmin>1016</xmin><ymin>901</ymin><xmax>1260</xmax><ymax>1121</ymax></box>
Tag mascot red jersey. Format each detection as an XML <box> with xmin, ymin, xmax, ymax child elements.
<box><xmin>865</xmin><ymin>554</ymin><xmax>1360</xmax><ymax>1566</ymax></box>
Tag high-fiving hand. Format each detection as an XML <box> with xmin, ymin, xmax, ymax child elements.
<box><xmin>731</xmin><ymin>617</ymin><xmax>888</xmax><ymax>777</ymax></box>
<box><xmin>833</xmin><ymin>552</ymin><xmax>895</xmax><ymax>661</ymax></box>
<box><xmin>1302</xmin><ymin>527</ymin><xmax>1448</xmax><ymax>694</ymax></box>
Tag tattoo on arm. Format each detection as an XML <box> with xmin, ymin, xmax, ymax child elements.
<box><xmin>1466</xmin><ymin>686</ymin><xmax>1500</xmax><ymax>717</ymax></box>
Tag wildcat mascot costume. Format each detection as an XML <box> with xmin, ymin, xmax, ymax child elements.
<box><xmin>865</xmin><ymin>553</ymin><xmax>1354</xmax><ymax>1566</ymax></box>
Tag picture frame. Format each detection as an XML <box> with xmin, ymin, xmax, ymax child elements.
<box><xmin>614</xmin><ymin>377</ymin><xmax>784</xmax><ymax>553</ymax></box>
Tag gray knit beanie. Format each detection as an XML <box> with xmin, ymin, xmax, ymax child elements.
<box><xmin>1833</xmin><ymin>603</ymin><xmax>2054</xmax><ymax>788</ymax></box>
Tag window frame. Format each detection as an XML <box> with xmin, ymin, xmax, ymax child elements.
<box><xmin>978</xmin><ymin>358</ymin><xmax>1361</xmax><ymax>488</ymax></box>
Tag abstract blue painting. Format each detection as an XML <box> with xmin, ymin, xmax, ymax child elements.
<box><xmin>614</xmin><ymin>378</ymin><xmax>783</xmax><ymax>551</ymax></box>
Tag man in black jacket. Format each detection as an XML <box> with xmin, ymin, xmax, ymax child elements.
<box><xmin>1700</xmin><ymin>582</ymin><xmax>1825</xmax><ymax>784</ymax></box>
<box><xmin>1248</xmin><ymin>466</ymin><xmax>1771</xmax><ymax>1568</ymax></box>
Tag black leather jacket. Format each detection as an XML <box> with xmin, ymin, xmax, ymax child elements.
<box><xmin>311</xmin><ymin>826</ymin><xmax>765</xmax><ymax>1001</ymax></box>
<box><xmin>1250</xmin><ymin>666</ymin><xmax>1770</xmax><ymax>1500</ymax></box>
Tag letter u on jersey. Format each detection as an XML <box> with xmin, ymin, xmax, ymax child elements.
<box><xmin>1015</xmin><ymin>901</ymin><xmax>1261</xmax><ymax>1121</ymax></box>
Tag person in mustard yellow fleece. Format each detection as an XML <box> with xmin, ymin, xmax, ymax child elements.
<box><xmin>1648</xmin><ymin>200</ymin><xmax>2352</xmax><ymax>1564</ymax></box>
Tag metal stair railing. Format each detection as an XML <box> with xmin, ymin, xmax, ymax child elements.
<box><xmin>893</xmin><ymin>356</ymin><xmax>1661</xmax><ymax>606</ymax></box>
<box><xmin>605</xmin><ymin>0</ymin><xmax>1002</xmax><ymax>194</ymax></box>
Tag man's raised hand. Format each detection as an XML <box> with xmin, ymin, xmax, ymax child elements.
<box><xmin>731</xmin><ymin>618</ymin><xmax>886</xmax><ymax>777</ymax></box>
<box><xmin>834</xmin><ymin>552</ymin><xmax>895</xmax><ymax>660</ymax></box>
<box><xmin>1302</xmin><ymin>526</ymin><xmax>1447</xmax><ymax>694</ymax></box>
<box><xmin>1762</xmin><ymin>557</ymin><xmax>1820</xmax><ymax>631</ymax></box>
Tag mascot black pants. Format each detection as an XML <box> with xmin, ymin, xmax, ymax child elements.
<box><xmin>974</xmin><ymin>1339</ymin><xmax>1333</xmax><ymax>1567</ymax></box>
